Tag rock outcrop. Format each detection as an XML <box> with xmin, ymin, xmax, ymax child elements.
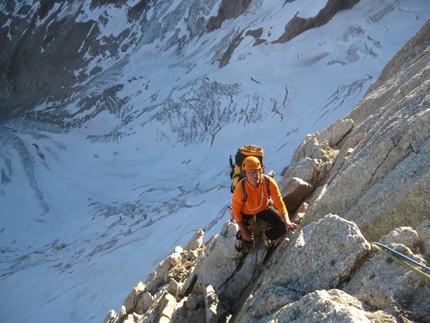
<box><xmin>299</xmin><ymin>19</ymin><xmax>430</xmax><ymax>243</ymax></box>
<box><xmin>104</xmin><ymin>19</ymin><xmax>430</xmax><ymax>323</ymax></box>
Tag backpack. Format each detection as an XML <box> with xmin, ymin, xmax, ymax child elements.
<box><xmin>229</xmin><ymin>144</ymin><xmax>264</xmax><ymax>193</ymax></box>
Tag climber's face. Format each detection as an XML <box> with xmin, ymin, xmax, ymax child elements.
<box><xmin>245</xmin><ymin>169</ymin><xmax>262</xmax><ymax>187</ymax></box>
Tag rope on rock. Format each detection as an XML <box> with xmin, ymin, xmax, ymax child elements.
<box><xmin>371</xmin><ymin>242</ymin><xmax>430</xmax><ymax>280</ymax></box>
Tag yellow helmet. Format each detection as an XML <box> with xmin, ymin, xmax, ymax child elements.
<box><xmin>242</xmin><ymin>156</ymin><xmax>262</xmax><ymax>171</ymax></box>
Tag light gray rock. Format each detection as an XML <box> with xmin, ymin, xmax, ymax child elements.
<box><xmin>319</xmin><ymin>118</ymin><xmax>355</xmax><ymax>147</ymax></box>
<box><xmin>344</xmin><ymin>242</ymin><xmax>430</xmax><ymax>313</ymax></box>
<box><xmin>234</xmin><ymin>214</ymin><xmax>371</xmax><ymax>323</ymax></box>
<box><xmin>103</xmin><ymin>310</ymin><xmax>120</xmax><ymax>323</ymax></box>
<box><xmin>123</xmin><ymin>313</ymin><xmax>143</xmax><ymax>323</ymax></box>
<box><xmin>135</xmin><ymin>292</ymin><xmax>153</xmax><ymax>314</ymax></box>
<box><xmin>204</xmin><ymin>285</ymin><xmax>228</xmax><ymax>323</ymax></box>
<box><xmin>352</xmin><ymin>133</ymin><xmax>430</xmax><ymax>241</ymax></box>
<box><xmin>291</xmin><ymin>134</ymin><xmax>321</xmax><ymax>163</ymax></box>
<box><xmin>160</xmin><ymin>292</ymin><xmax>177</xmax><ymax>321</ymax></box>
<box><xmin>282</xmin><ymin>157</ymin><xmax>316</xmax><ymax>183</ymax></box>
<box><xmin>266</xmin><ymin>289</ymin><xmax>397</xmax><ymax>323</ymax></box>
<box><xmin>170</xmin><ymin>300</ymin><xmax>207</xmax><ymax>323</ymax></box>
<box><xmin>192</xmin><ymin>222</ymin><xmax>239</xmax><ymax>293</ymax></box>
<box><xmin>281</xmin><ymin>177</ymin><xmax>314</xmax><ymax>211</ymax></box>
<box><xmin>417</xmin><ymin>220</ymin><xmax>430</xmax><ymax>257</ymax></box>
<box><xmin>123</xmin><ymin>281</ymin><xmax>145</xmax><ymax>314</ymax></box>
<box><xmin>145</xmin><ymin>277</ymin><xmax>166</xmax><ymax>295</ymax></box>
<box><xmin>274</xmin><ymin>214</ymin><xmax>370</xmax><ymax>292</ymax></box>
<box><xmin>192</xmin><ymin>221</ymin><xmax>267</xmax><ymax>304</ymax></box>
<box><xmin>184</xmin><ymin>294</ymin><xmax>204</xmax><ymax>310</ymax></box>
<box><xmin>379</xmin><ymin>227</ymin><xmax>418</xmax><ymax>249</ymax></box>
<box><xmin>279</xmin><ymin>121</ymin><xmax>344</xmax><ymax>187</ymax></box>
<box><xmin>183</xmin><ymin>229</ymin><xmax>204</xmax><ymax>251</ymax></box>
<box><xmin>168</xmin><ymin>277</ymin><xmax>182</xmax><ymax>299</ymax></box>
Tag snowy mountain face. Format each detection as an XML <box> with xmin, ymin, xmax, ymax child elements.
<box><xmin>0</xmin><ymin>0</ymin><xmax>429</xmax><ymax>322</ymax></box>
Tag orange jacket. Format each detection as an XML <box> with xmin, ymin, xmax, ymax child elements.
<box><xmin>231</xmin><ymin>175</ymin><xmax>287</xmax><ymax>222</ymax></box>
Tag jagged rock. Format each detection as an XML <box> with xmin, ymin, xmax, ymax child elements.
<box><xmin>286</xmin><ymin>119</ymin><xmax>354</xmax><ymax>168</ymax></box>
<box><xmin>178</xmin><ymin>267</ymin><xmax>198</xmax><ymax>298</ymax></box>
<box><xmin>184</xmin><ymin>294</ymin><xmax>204</xmax><ymax>310</ymax></box>
<box><xmin>183</xmin><ymin>229</ymin><xmax>205</xmax><ymax>251</ymax></box>
<box><xmin>167</xmin><ymin>251</ymin><xmax>183</xmax><ymax>267</ymax></box>
<box><xmin>278</xmin><ymin>214</ymin><xmax>370</xmax><ymax>291</ymax></box>
<box><xmin>123</xmin><ymin>281</ymin><xmax>145</xmax><ymax>314</ymax></box>
<box><xmin>301</xmin><ymin>20</ymin><xmax>430</xmax><ymax>242</ymax></box>
<box><xmin>282</xmin><ymin>157</ymin><xmax>316</xmax><ymax>184</ymax></box>
<box><xmin>123</xmin><ymin>313</ymin><xmax>143</xmax><ymax>323</ymax></box>
<box><xmin>103</xmin><ymin>309</ymin><xmax>119</xmax><ymax>323</ymax></box>
<box><xmin>168</xmin><ymin>277</ymin><xmax>182</xmax><ymax>299</ymax></box>
<box><xmin>171</xmin><ymin>300</ymin><xmax>206</xmax><ymax>323</ymax></box>
<box><xmin>145</xmin><ymin>277</ymin><xmax>165</xmax><ymax>295</ymax></box>
<box><xmin>145</xmin><ymin>249</ymin><xmax>187</xmax><ymax>295</ymax></box>
<box><xmin>294</xmin><ymin>202</ymin><xmax>309</xmax><ymax>224</ymax></box>
<box><xmin>137</xmin><ymin>290</ymin><xmax>174</xmax><ymax>323</ymax></box>
<box><xmin>107</xmin><ymin>228</ymin><xmax>210</xmax><ymax>322</ymax></box>
<box><xmin>279</xmin><ymin>119</ymin><xmax>348</xmax><ymax>187</ymax></box>
<box><xmin>266</xmin><ymin>289</ymin><xmax>398</xmax><ymax>323</ymax></box>
<box><xmin>135</xmin><ymin>292</ymin><xmax>153</xmax><ymax>314</ymax></box>
<box><xmin>290</xmin><ymin>133</ymin><xmax>321</xmax><ymax>164</ymax></box>
<box><xmin>138</xmin><ymin>310</ymin><xmax>157</xmax><ymax>323</ymax></box>
<box><xmin>280</xmin><ymin>177</ymin><xmax>314</xmax><ymax>212</ymax></box>
<box><xmin>160</xmin><ymin>292</ymin><xmax>177</xmax><ymax>322</ymax></box>
<box><xmin>417</xmin><ymin>220</ymin><xmax>430</xmax><ymax>257</ymax></box>
<box><xmin>191</xmin><ymin>221</ymin><xmax>267</xmax><ymax>305</ymax></box>
<box><xmin>184</xmin><ymin>250</ymin><xmax>199</xmax><ymax>261</ymax></box>
<box><xmin>319</xmin><ymin>118</ymin><xmax>355</xmax><ymax>147</ymax></box>
<box><xmin>109</xmin><ymin>218</ymin><xmax>429</xmax><ymax>323</ymax></box>
<box><xmin>191</xmin><ymin>222</ymin><xmax>242</xmax><ymax>294</ymax></box>
<box><xmin>379</xmin><ymin>227</ymin><xmax>419</xmax><ymax>249</ymax></box>
<box><xmin>344</xmin><ymin>242</ymin><xmax>430</xmax><ymax>314</ymax></box>
<box><xmin>234</xmin><ymin>214</ymin><xmax>370</xmax><ymax>323</ymax></box>
<box><xmin>119</xmin><ymin>306</ymin><xmax>127</xmax><ymax>321</ymax></box>
<box><xmin>204</xmin><ymin>285</ymin><xmax>229</xmax><ymax>323</ymax></box>
<box><xmin>191</xmin><ymin>223</ymin><xmax>235</xmax><ymax>285</ymax></box>
<box><xmin>220</xmin><ymin>220</ymin><xmax>238</xmax><ymax>237</ymax></box>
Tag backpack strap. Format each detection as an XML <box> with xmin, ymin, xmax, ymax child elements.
<box><xmin>241</xmin><ymin>175</ymin><xmax>271</xmax><ymax>203</ymax></box>
<box><xmin>241</xmin><ymin>178</ymin><xmax>248</xmax><ymax>203</ymax></box>
<box><xmin>265</xmin><ymin>175</ymin><xmax>271</xmax><ymax>197</ymax></box>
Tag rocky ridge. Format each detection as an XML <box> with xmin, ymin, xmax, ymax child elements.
<box><xmin>104</xmin><ymin>19</ymin><xmax>430</xmax><ymax>323</ymax></box>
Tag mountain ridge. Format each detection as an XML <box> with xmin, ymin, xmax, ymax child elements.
<box><xmin>106</xmin><ymin>20</ymin><xmax>430</xmax><ymax>322</ymax></box>
<box><xmin>1</xmin><ymin>1</ymin><xmax>429</xmax><ymax>322</ymax></box>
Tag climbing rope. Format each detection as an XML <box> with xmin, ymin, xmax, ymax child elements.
<box><xmin>371</xmin><ymin>242</ymin><xmax>430</xmax><ymax>280</ymax></box>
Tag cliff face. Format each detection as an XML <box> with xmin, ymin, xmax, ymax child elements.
<box><xmin>105</xmin><ymin>19</ymin><xmax>430</xmax><ymax>323</ymax></box>
<box><xmin>299</xmin><ymin>19</ymin><xmax>430</xmax><ymax>242</ymax></box>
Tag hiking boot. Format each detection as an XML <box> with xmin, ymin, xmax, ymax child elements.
<box><xmin>262</xmin><ymin>231</ymin><xmax>273</xmax><ymax>249</ymax></box>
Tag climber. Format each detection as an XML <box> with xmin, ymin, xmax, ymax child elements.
<box><xmin>231</xmin><ymin>156</ymin><xmax>297</xmax><ymax>251</ymax></box>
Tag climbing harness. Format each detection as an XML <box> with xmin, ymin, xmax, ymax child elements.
<box><xmin>371</xmin><ymin>242</ymin><xmax>430</xmax><ymax>280</ymax></box>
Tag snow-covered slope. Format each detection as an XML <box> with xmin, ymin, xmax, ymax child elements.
<box><xmin>0</xmin><ymin>0</ymin><xmax>429</xmax><ymax>322</ymax></box>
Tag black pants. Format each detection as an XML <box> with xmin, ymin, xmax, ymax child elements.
<box><xmin>242</xmin><ymin>206</ymin><xmax>286</xmax><ymax>240</ymax></box>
